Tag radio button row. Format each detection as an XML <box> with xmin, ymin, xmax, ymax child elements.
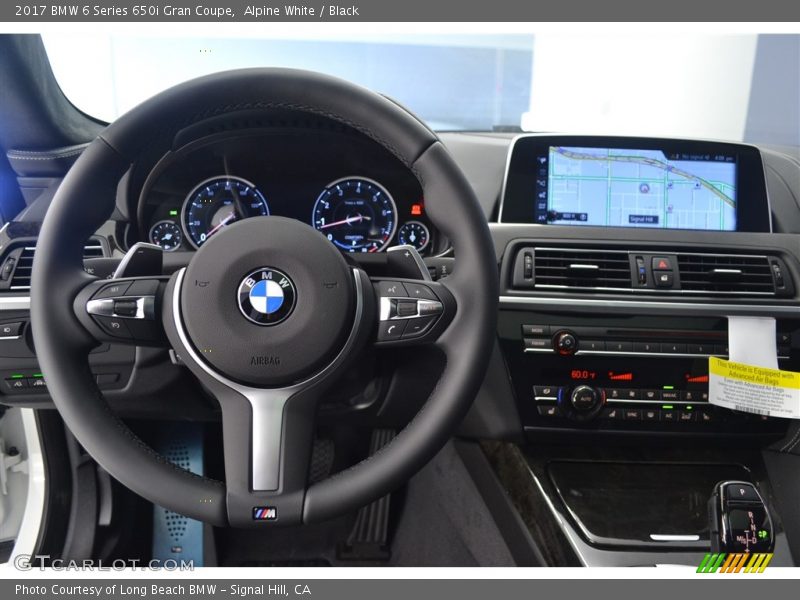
<box><xmin>524</xmin><ymin>338</ymin><xmax>551</xmax><ymax>350</ymax></box>
<box><xmin>606</xmin><ymin>341</ymin><xmax>633</xmax><ymax>352</ymax></box>
<box><xmin>634</xmin><ymin>342</ymin><xmax>659</xmax><ymax>353</ymax></box>
<box><xmin>662</xmin><ymin>343</ymin><xmax>687</xmax><ymax>354</ymax></box>
<box><xmin>582</xmin><ymin>340</ymin><xmax>605</xmax><ymax>351</ymax></box>
<box><xmin>522</xmin><ymin>324</ymin><xmax>550</xmax><ymax>336</ymax></box>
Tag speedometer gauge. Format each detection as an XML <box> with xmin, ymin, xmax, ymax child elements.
<box><xmin>182</xmin><ymin>176</ymin><xmax>269</xmax><ymax>249</ymax></box>
<box><xmin>312</xmin><ymin>177</ymin><xmax>397</xmax><ymax>253</ymax></box>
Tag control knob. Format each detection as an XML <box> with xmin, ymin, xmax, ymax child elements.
<box><xmin>559</xmin><ymin>385</ymin><xmax>605</xmax><ymax>421</ymax></box>
<box><xmin>554</xmin><ymin>330</ymin><xmax>578</xmax><ymax>356</ymax></box>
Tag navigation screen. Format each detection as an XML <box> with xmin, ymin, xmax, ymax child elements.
<box><xmin>540</xmin><ymin>146</ymin><xmax>737</xmax><ymax>230</ymax></box>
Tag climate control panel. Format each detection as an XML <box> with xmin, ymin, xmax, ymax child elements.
<box><xmin>498</xmin><ymin>311</ymin><xmax>794</xmax><ymax>436</ymax></box>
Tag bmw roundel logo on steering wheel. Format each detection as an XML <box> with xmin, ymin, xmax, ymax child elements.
<box><xmin>237</xmin><ymin>268</ymin><xmax>296</xmax><ymax>326</ymax></box>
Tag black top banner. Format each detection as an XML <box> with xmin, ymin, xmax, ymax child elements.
<box><xmin>3</xmin><ymin>0</ymin><xmax>800</xmax><ymax>22</ymax></box>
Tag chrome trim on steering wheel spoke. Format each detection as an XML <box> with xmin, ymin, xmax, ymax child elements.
<box><xmin>170</xmin><ymin>267</ymin><xmax>365</xmax><ymax>492</ymax></box>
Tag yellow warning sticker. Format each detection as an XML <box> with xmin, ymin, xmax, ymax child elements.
<box><xmin>708</xmin><ymin>357</ymin><xmax>800</xmax><ymax>419</ymax></box>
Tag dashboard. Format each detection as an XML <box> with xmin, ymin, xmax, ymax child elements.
<box><xmin>3</xmin><ymin>127</ymin><xmax>800</xmax><ymax>447</ymax></box>
<box><xmin>136</xmin><ymin>129</ymin><xmax>446</xmax><ymax>256</ymax></box>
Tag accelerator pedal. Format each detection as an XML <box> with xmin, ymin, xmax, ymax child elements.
<box><xmin>337</xmin><ymin>429</ymin><xmax>396</xmax><ymax>562</ymax></box>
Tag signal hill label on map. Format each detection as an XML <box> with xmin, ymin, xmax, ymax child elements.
<box><xmin>708</xmin><ymin>357</ymin><xmax>800</xmax><ymax>419</ymax></box>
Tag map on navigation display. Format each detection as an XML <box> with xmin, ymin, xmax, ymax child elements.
<box><xmin>544</xmin><ymin>146</ymin><xmax>737</xmax><ymax>230</ymax></box>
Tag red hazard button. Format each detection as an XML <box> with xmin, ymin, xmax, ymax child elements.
<box><xmin>651</xmin><ymin>256</ymin><xmax>673</xmax><ymax>271</ymax></box>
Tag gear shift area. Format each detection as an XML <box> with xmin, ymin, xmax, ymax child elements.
<box><xmin>709</xmin><ymin>480</ymin><xmax>775</xmax><ymax>554</ymax></box>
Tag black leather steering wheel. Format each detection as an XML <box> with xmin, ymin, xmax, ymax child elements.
<box><xmin>30</xmin><ymin>69</ymin><xmax>498</xmax><ymax>528</ymax></box>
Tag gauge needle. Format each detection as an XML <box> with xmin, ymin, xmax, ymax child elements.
<box><xmin>318</xmin><ymin>214</ymin><xmax>372</xmax><ymax>230</ymax></box>
<box><xmin>206</xmin><ymin>212</ymin><xmax>236</xmax><ymax>238</ymax></box>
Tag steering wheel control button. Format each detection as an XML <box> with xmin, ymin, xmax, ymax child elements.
<box><xmin>402</xmin><ymin>316</ymin><xmax>437</xmax><ymax>339</ymax></box>
<box><xmin>377</xmin><ymin>281</ymin><xmax>407</xmax><ymax>297</ymax></box>
<box><xmin>94</xmin><ymin>316</ymin><xmax>132</xmax><ymax>339</ymax></box>
<box><xmin>379</xmin><ymin>320</ymin><xmax>406</xmax><ymax>341</ymax></box>
<box><xmin>396</xmin><ymin>301</ymin><xmax>418</xmax><ymax>317</ymax></box>
<box><xmin>237</xmin><ymin>268</ymin><xmax>297</xmax><ymax>326</ymax></box>
<box><xmin>402</xmin><ymin>282</ymin><xmax>438</xmax><ymax>301</ymax></box>
<box><xmin>93</xmin><ymin>281</ymin><xmax>131</xmax><ymax>299</ymax></box>
<box><xmin>112</xmin><ymin>300</ymin><xmax>139</xmax><ymax>317</ymax></box>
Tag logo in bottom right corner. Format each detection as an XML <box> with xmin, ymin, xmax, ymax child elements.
<box><xmin>697</xmin><ymin>552</ymin><xmax>774</xmax><ymax>573</ymax></box>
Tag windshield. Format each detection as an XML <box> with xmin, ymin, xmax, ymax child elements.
<box><xmin>41</xmin><ymin>33</ymin><xmax>799</xmax><ymax>146</ymax></box>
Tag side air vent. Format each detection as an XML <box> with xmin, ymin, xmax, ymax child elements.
<box><xmin>529</xmin><ymin>247</ymin><xmax>632</xmax><ymax>291</ymax></box>
<box><xmin>8</xmin><ymin>241</ymin><xmax>105</xmax><ymax>291</ymax></box>
<box><xmin>676</xmin><ymin>253</ymin><xmax>777</xmax><ymax>295</ymax></box>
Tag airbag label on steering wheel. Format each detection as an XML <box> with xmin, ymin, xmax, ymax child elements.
<box><xmin>709</xmin><ymin>357</ymin><xmax>800</xmax><ymax>419</ymax></box>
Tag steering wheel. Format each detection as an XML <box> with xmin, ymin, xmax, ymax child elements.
<box><xmin>30</xmin><ymin>69</ymin><xmax>498</xmax><ymax>528</ymax></box>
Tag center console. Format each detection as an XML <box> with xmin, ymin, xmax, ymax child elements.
<box><xmin>494</xmin><ymin>135</ymin><xmax>798</xmax><ymax>440</ymax></box>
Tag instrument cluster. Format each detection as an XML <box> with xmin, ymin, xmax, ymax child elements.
<box><xmin>138</xmin><ymin>131</ymin><xmax>442</xmax><ymax>256</ymax></box>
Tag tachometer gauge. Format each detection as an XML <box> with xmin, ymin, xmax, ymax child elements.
<box><xmin>182</xmin><ymin>176</ymin><xmax>269</xmax><ymax>249</ymax></box>
<box><xmin>397</xmin><ymin>221</ymin><xmax>430</xmax><ymax>253</ymax></box>
<box><xmin>312</xmin><ymin>177</ymin><xmax>397</xmax><ymax>253</ymax></box>
<box><xmin>149</xmin><ymin>220</ymin><xmax>183</xmax><ymax>252</ymax></box>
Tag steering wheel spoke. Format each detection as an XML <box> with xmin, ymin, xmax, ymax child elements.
<box><xmin>75</xmin><ymin>276</ymin><xmax>169</xmax><ymax>346</ymax></box>
<box><xmin>372</xmin><ymin>277</ymin><xmax>456</xmax><ymax>347</ymax></box>
<box><xmin>203</xmin><ymin>376</ymin><xmax>321</xmax><ymax>527</ymax></box>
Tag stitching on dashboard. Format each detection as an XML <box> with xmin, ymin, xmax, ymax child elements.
<box><xmin>8</xmin><ymin>146</ymin><xmax>88</xmax><ymax>161</ymax></box>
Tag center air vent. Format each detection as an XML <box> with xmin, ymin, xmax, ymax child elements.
<box><xmin>676</xmin><ymin>253</ymin><xmax>777</xmax><ymax>294</ymax></box>
<box><xmin>528</xmin><ymin>247</ymin><xmax>632</xmax><ymax>291</ymax></box>
<box><xmin>6</xmin><ymin>241</ymin><xmax>105</xmax><ymax>291</ymax></box>
<box><xmin>510</xmin><ymin>244</ymin><xmax>792</xmax><ymax>298</ymax></box>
